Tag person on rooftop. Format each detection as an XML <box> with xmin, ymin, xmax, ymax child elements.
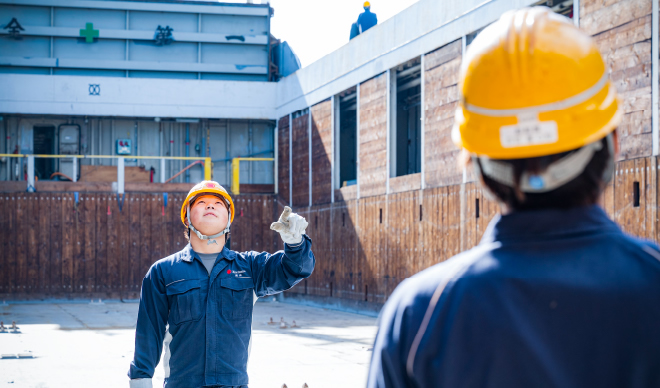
<box><xmin>358</xmin><ymin>1</ymin><xmax>378</xmax><ymax>34</ymax></box>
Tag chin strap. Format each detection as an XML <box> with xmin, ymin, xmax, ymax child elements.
<box><xmin>473</xmin><ymin>133</ymin><xmax>614</xmax><ymax>193</ymax></box>
<box><xmin>187</xmin><ymin>203</ymin><xmax>231</xmax><ymax>244</ymax></box>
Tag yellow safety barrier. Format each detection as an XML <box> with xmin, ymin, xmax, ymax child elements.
<box><xmin>0</xmin><ymin>154</ymin><xmax>213</xmax><ymax>181</ymax></box>
<box><xmin>0</xmin><ymin>154</ymin><xmax>208</xmax><ymax>161</ymax></box>
<box><xmin>231</xmin><ymin>157</ymin><xmax>274</xmax><ymax>195</ymax></box>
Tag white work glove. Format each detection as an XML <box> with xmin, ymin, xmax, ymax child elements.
<box><xmin>270</xmin><ymin>206</ymin><xmax>308</xmax><ymax>245</ymax></box>
<box><xmin>129</xmin><ymin>378</ymin><xmax>152</xmax><ymax>388</ymax></box>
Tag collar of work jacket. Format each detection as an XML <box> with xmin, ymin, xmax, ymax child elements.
<box><xmin>480</xmin><ymin>204</ymin><xmax>621</xmax><ymax>244</ymax></box>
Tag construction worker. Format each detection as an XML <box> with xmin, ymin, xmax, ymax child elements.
<box><xmin>367</xmin><ymin>7</ymin><xmax>660</xmax><ymax>388</ymax></box>
<box><xmin>357</xmin><ymin>1</ymin><xmax>377</xmax><ymax>34</ymax></box>
<box><xmin>127</xmin><ymin>181</ymin><xmax>315</xmax><ymax>388</ymax></box>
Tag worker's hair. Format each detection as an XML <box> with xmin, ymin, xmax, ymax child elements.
<box><xmin>477</xmin><ymin>135</ymin><xmax>613</xmax><ymax>211</ymax></box>
<box><xmin>183</xmin><ymin>194</ymin><xmax>231</xmax><ymax>242</ymax></box>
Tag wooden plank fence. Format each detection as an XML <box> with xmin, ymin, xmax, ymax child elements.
<box><xmin>0</xmin><ymin>192</ymin><xmax>276</xmax><ymax>299</ymax></box>
<box><xmin>0</xmin><ymin>157</ymin><xmax>655</xmax><ymax>302</ymax></box>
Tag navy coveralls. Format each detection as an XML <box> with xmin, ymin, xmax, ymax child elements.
<box><xmin>357</xmin><ymin>9</ymin><xmax>377</xmax><ymax>33</ymax></box>
<box><xmin>368</xmin><ymin>206</ymin><xmax>660</xmax><ymax>387</ymax></box>
<box><xmin>128</xmin><ymin>236</ymin><xmax>315</xmax><ymax>387</ymax></box>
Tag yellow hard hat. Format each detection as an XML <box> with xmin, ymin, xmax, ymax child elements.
<box><xmin>452</xmin><ymin>7</ymin><xmax>621</xmax><ymax>160</ymax></box>
<box><xmin>180</xmin><ymin>180</ymin><xmax>235</xmax><ymax>227</ymax></box>
<box><xmin>363</xmin><ymin>1</ymin><xmax>370</xmax><ymax>8</ymax></box>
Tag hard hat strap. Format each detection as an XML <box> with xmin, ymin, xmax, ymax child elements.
<box><xmin>473</xmin><ymin>136</ymin><xmax>609</xmax><ymax>193</ymax></box>
<box><xmin>464</xmin><ymin>72</ymin><xmax>609</xmax><ymax>117</ymax></box>
<box><xmin>186</xmin><ymin>203</ymin><xmax>232</xmax><ymax>241</ymax></box>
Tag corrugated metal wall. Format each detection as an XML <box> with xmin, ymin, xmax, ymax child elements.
<box><xmin>0</xmin><ymin>115</ymin><xmax>274</xmax><ymax>185</ymax></box>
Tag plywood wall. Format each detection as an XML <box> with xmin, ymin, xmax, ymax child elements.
<box><xmin>284</xmin><ymin>156</ymin><xmax>657</xmax><ymax>306</ymax></box>
<box><xmin>359</xmin><ymin>73</ymin><xmax>389</xmax><ymax>198</ymax></box>
<box><xmin>581</xmin><ymin>0</ymin><xmax>653</xmax><ymax>160</ymax></box>
<box><xmin>311</xmin><ymin>99</ymin><xmax>333</xmax><ymax>205</ymax></box>
<box><xmin>0</xmin><ymin>192</ymin><xmax>275</xmax><ymax>299</ymax></box>
<box><xmin>423</xmin><ymin>39</ymin><xmax>463</xmax><ymax>187</ymax></box>
<box><xmin>277</xmin><ymin>115</ymin><xmax>290</xmax><ymax>205</ymax></box>
<box><xmin>291</xmin><ymin>113</ymin><xmax>310</xmax><ymax>208</ymax></box>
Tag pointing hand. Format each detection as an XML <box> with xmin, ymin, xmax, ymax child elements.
<box><xmin>270</xmin><ymin>206</ymin><xmax>308</xmax><ymax>245</ymax></box>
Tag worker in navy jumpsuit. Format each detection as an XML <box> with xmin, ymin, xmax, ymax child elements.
<box><xmin>367</xmin><ymin>8</ymin><xmax>660</xmax><ymax>388</ymax></box>
<box><xmin>128</xmin><ymin>181</ymin><xmax>315</xmax><ymax>388</ymax></box>
<box><xmin>128</xmin><ymin>238</ymin><xmax>314</xmax><ymax>387</ymax></box>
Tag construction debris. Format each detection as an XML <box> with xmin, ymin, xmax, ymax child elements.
<box><xmin>267</xmin><ymin>317</ymin><xmax>277</xmax><ymax>325</ymax></box>
<box><xmin>291</xmin><ymin>320</ymin><xmax>299</xmax><ymax>328</ymax></box>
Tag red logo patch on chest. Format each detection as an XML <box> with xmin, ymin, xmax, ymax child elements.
<box><xmin>227</xmin><ymin>269</ymin><xmax>231</xmax><ymax>274</ymax></box>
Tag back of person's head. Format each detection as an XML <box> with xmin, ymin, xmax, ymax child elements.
<box><xmin>452</xmin><ymin>7</ymin><xmax>621</xmax><ymax>211</ymax></box>
<box><xmin>363</xmin><ymin>1</ymin><xmax>371</xmax><ymax>10</ymax></box>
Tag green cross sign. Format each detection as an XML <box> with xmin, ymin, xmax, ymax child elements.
<box><xmin>80</xmin><ymin>23</ymin><xmax>99</xmax><ymax>43</ymax></box>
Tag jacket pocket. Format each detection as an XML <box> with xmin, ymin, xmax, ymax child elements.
<box><xmin>220</xmin><ymin>277</ymin><xmax>254</xmax><ymax>320</ymax></box>
<box><xmin>166</xmin><ymin>279</ymin><xmax>205</xmax><ymax>325</ymax></box>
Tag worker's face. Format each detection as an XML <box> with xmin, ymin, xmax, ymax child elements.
<box><xmin>187</xmin><ymin>194</ymin><xmax>229</xmax><ymax>236</ymax></box>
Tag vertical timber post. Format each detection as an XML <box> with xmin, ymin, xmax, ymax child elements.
<box><xmin>653</xmin><ymin>0</ymin><xmax>659</xmax><ymax>156</ymax></box>
<box><xmin>356</xmin><ymin>83</ymin><xmax>361</xmax><ymax>200</ymax></box>
<box><xmin>420</xmin><ymin>54</ymin><xmax>426</xmax><ymax>190</ymax></box>
<box><xmin>289</xmin><ymin>113</ymin><xmax>292</xmax><ymax>206</ymax></box>
<box><xmin>309</xmin><ymin>109</ymin><xmax>312</xmax><ymax>207</ymax></box>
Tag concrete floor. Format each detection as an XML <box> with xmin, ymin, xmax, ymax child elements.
<box><xmin>0</xmin><ymin>298</ymin><xmax>378</xmax><ymax>388</ymax></box>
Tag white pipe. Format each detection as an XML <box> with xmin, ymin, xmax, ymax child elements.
<box><xmin>573</xmin><ymin>0</ymin><xmax>580</xmax><ymax>27</ymax></box>
<box><xmin>27</xmin><ymin>155</ymin><xmax>35</xmax><ymax>192</ymax></box>
<box><xmin>118</xmin><ymin>157</ymin><xmax>125</xmax><ymax>194</ymax></box>
<box><xmin>161</xmin><ymin>158</ymin><xmax>166</xmax><ymax>183</ymax></box>
<box><xmin>72</xmin><ymin>157</ymin><xmax>77</xmax><ymax>182</ymax></box>
<box><xmin>653</xmin><ymin>0</ymin><xmax>659</xmax><ymax>156</ymax></box>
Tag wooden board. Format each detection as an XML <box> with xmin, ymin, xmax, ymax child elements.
<box><xmin>423</xmin><ymin>39</ymin><xmax>463</xmax><ymax>188</ymax></box>
<box><xmin>311</xmin><ymin>99</ymin><xmax>333</xmax><ymax>205</ymax></box>
<box><xmin>291</xmin><ymin>113</ymin><xmax>310</xmax><ymax>208</ymax></box>
<box><xmin>79</xmin><ymin>165</ymin><xmax>151</xmax><ymax>183</ymax></box>
<box><xmin>583</xmin><ymin>1</ymin><xmax>652</xmax><ymax>161</ymax></box>
<box><xmin>3</xmin><ymin>158</ymin><xmax>659</xmax><ymax>302</ymax></box>
<box><xmin>358</xmin><ymin>73</ymin><xmax>388</xmax><ymax>198</ymax></box>
<box><xmin>277</xmin><ymin>115</ymin><xmax>290</xmax><ymax>205</ymax></box>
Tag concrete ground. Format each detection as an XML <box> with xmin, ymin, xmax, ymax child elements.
<box><xmin>0</xmin><ymin>298</ymin><xmax>378</xmax><ymax>388</ymax></box>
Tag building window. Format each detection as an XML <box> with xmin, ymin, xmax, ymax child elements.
<box><xmin>336</xmin><ymin>87</ymin><xmax>358</xmax><ymax>188</ymax></box>
<box><xmin>390</xmin><ymin>57</ymin><xmax>421</xmax><ymax>178</ymax></box>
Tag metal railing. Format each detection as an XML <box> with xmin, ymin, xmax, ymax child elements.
<box><xmin>0</xmin><ymin>154</ymin><xmax>211</xmax><ymax>193</ymax></box>
<box><xmin>231</xmin><ymin>157</ymin><xmax>274</xmax><ymax>195</ymax></box>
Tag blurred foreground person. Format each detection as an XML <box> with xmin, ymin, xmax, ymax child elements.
<box><xmin>368</xmin><ymin>7</ymin><xmax>660</xmax><ymax>388</ymax></box>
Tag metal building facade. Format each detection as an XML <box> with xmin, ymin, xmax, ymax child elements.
<box><xmin>0</xmin><ymin>0</ymin><xmax>276</xmax><ymax>186</ymax></box>
<box><xmin>0</xmin><ymin>0</ymin><xmax>272</xmax><ymax>80</ymax></box>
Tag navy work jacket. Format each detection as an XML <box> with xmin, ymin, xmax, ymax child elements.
<box><xmin>368</xmin><ymin>206</ymin><xmax>660</xmax><ymax>388</ymax></box>
<box><xmin>128</xmin><ymin>235</ymin><xmax>315</xmax><ymax>387</ymax></box>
